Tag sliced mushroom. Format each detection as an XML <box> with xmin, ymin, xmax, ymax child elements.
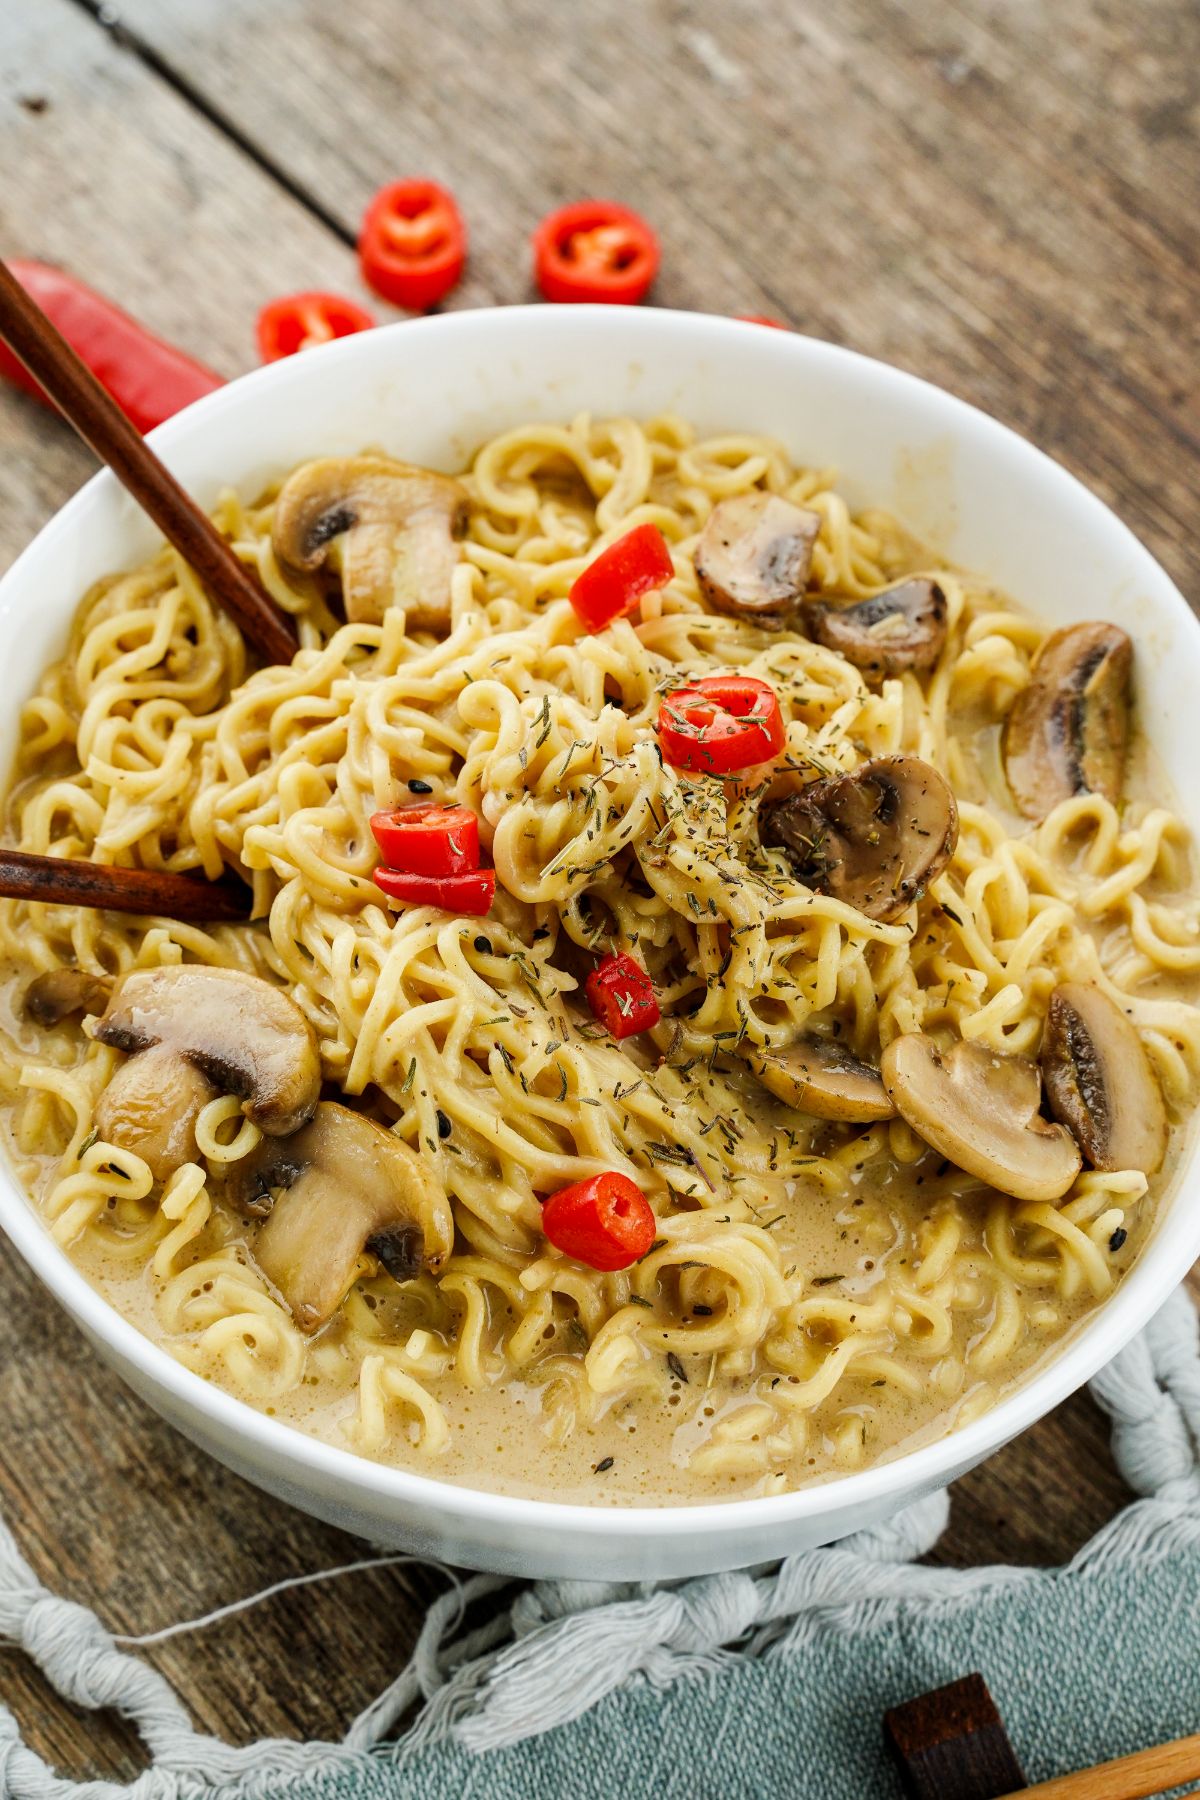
<box><xmin>95</xmin><ymin>1043</ymin><xmax>217</xmax><ymax>1183</ymax></box>
<box><xmin>759</xmin><ymin>754</ymin><xmax>958</xmax><ymax>922</ymax></box>
<box><xmin>694</xmin><ymin>492</ymin><xmax>821</xmax><ymax>619</ymax></box>
<box><xmin>1002</xmin><ymin>622</ymin><xmax>1132</xmax><ymax>821</ymax></box>
<box><xmin>94</xmin><ymin>965</ymin><xmax>320</xmax><ymax>1138</ymax></box>
<box><xmin>24</xmin><ymin>968</ymin><xmax>112</xmax><ymax>1028</ymax></box>
<box><xmin>803</xmin><ymin>579</ymin><xmax>948</xmax><ymax>681</ymax></box>
<box><xmin>224</xmin><ymin>1102</ymin><xmax>455</xmax><ymax>1333</ymax></box>
<box><xmin>881</xmin><ymin>1034</ymin><xmax>1081</xmax><ymax>1202</ymax></box>
<box><xmin>747</xmin><ymin>1033</ymin><xmax>895</xmax><ymax>1122</ymax></box>
<box><xmin>271</xmin><ymin>455</ymin><xmax>469</xmax><ymax>631</ymax></box>
<box><xmin>1040</xmin><ymin>982</ymin><xmax>1167</xmax><ymax>1175</ymax></box>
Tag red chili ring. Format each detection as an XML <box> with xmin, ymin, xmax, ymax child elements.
<box><xmin>533</xmin><ymin>201</ymin><xmax>659</xmax><ymax>305</ymax></box>
<box><xmin>657</xmin><ymin>674</ymin><xmax>786</xmax><ymax>775</ymax></box>
<box><xmin>359</xmin><ymin>179</ymin><xmax>466</xmax><ymax>311</ymax></box>
<box><xmin>256</xmin><ymin>292</ymin><xmax>375</xmax><ymax>363</ymax></box>
<box><xmin>370</xmin><ymin>803</ymin><xmax>480</xmax><ymax>878</ymax></box>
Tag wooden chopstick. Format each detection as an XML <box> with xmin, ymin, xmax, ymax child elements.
<box><xmin>999</xmin><ymin>1729</ymin><xmax>1200</xmax><ymax>1799</ymax></box>
<box><xmin>0</xmin><ymin>258</ymin><xmax>298</xmax><ymax>667</ymax></box>
<box><xmin>0</xmin><ymin>850</ymin><xmax>251</xmax><ymax>922</ymax></box>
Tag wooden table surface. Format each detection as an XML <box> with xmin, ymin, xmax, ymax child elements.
<box><xmin>1</xmin><ymin>0</ymin><xmax>1198</xmax><ymax>1780</ymax></box>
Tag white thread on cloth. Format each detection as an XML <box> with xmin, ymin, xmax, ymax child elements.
<box><xmin>1</xmin><ymin>1288</ymin><xmax>1197</xmax><ymax>1795</ymax></box>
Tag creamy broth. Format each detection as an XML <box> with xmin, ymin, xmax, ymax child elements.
<box><xmin>1</xmin><ymin>413</ymin><xmax>1197</xmax><ymax>1506</ymax></box>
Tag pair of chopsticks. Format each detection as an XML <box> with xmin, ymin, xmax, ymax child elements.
<box><xmin>0</xmin><ymin>259</ymin><xmax>299</xmax><ymax>923</ymax></box>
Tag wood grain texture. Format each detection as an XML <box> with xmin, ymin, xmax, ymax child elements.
<box><xmin>0</xmin><ymin>0</ymin><xmax>1198</xmax><ymax>1782</ymax></box>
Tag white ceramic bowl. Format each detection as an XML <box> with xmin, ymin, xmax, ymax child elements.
<box><xmin>2</xmin><ymin>307</ymin><xmax>1198</xmax><ymax>1579</ymax></box>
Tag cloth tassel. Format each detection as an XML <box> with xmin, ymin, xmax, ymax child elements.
<box><xmin>1</xmin><ymin>1288</ymin><xmax>1198</xmax><ymax>1796</ymax></box>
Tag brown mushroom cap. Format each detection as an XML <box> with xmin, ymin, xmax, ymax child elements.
<box><xmin>224</xmin><ymin>1102</ymin><xmax>455</xmax><ymax>1334</ymax></box>
<box><xmin>1003</xmin><ymin>622</ymin><xmax>1132</xmax><ymax>822</ymax></box>
<box><xmin>24</xmin><ymin>968</ymin><xmax>112</xmax><ymax>1028</ymax></box>
<box><xmin>803</xmin><ymin>579</ymin><xmax>948</xmax><ymax>682</ymax></box>
<box><xmin>94</xmin><ymin>965</ymin><xmax>320</xmax><ymax>1138</ymax></box>
<box><xmin>95</xmin><ymin>1043</ymin><xmax>216</xmax><ymax>1183</ymax></box>
<box><xmin>881</xmin><ymin>1033</ymin><xmax>1081</xmax><ymax>1203</ymax></box>
<box><xmin>694</xmin><ymin>492</ymin><xmax>821</xmax><ymax>619</ymax></box>
<box><xmin>271</xmin><ymin>455</ymin><xmax>469</xmax><ymax>631</ymax></box>
<box><xmin>748</xmin><ymin>1034</ymin><xmax>895</xmax><ymax>1122</ymax></box>
<box><xmin>759</xmin><ymin>754</ymin><xmax>959</xmax><ymax>922</ymax></box>
<box><xmin>1040</xmin><ymin>982</ymin><xmax>1167</xmax><ymax>1175</ymax></box>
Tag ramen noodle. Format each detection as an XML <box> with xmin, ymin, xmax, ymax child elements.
<box><xmin>1</xmin><ymin>412</ymin><xmax>1197</xmax><ymax>1505</ymax></box>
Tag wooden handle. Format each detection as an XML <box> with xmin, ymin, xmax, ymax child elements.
<box><xmin>0</xmin><ymin>259</ymin><xmax>298</xmax><ymax>667</ymax></box>
<box><xmin>1001</xmin><ymin>1731</ymin><xmax>1200</xmax><ymax>1800</ymax></box>
<box><xmin>0</xmin><ymin>849</ymin><xmax>251</xmax><ymax>922</ymax></box>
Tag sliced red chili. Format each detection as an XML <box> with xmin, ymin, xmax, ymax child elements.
<box><xmin>256</xmin><ymin>292</ymin><xmax>375</xmax><ymax>362</ymax></box>
<box><xmin>370</xmin><ymin>803</ymin><xmax>480</xmax><ymax>877</ymax></box>
<box><xmin>569</xmin><ymin>522</ymin><xmax>674</xmax><ymax>633</ymax></box>
<box><xmin>586</xmin><ymin>952</ymin><xmax>660</xmax><ymax>1039</ymax></box>
<box><xmin>736</xmin><ymin>313</ymin><xmax>789</xmax><ymax>329</ymax></box>
<box><xmin>373</xmin><ymin>867</ymin><xmax>496</xmax><ymax>916</ymax></box>
<box><xmin>0</xmin><ymin>260</ymin><xmax>222</xmax><ymax>433</ymax></box>
<box><xmin>658</xmin><ymin>674</ymin><xmax>786</xmax><ymax>775</ymax></box>
<box><xmin>359</xmin><ymin>179</ymin><xmax>466</xmax><ymax>311</ymax></box>
<box><xmin>541</xmin><ymin>1173</ymin><xmax>656</xmax><ymax>1271</ymax></box>
<box><xmin>533</xmin><ymin>201</ymin><xmax>659</xmax><ymax>305</ymax></box>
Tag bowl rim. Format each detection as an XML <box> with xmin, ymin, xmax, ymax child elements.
<box><xmin>2</xmin><ymin>301</ymin><xmax>1198</xmax><ymax>1542</ymax></box>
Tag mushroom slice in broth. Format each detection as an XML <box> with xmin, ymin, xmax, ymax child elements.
<box><xmin>93</xmin><ymin>965</ymin><xmax>321</xmax><ymax>1140</ymax></box>
<box><xmin>881</xmin><ymin>1034</ymin><xmax>1081</xmax><ymax>1203</ymax></box>
<box><xmin>95</xmin><ymin>1043</ymin><xmax>216</xmax><ymax>1184</ymax></box>
<box><xmin>271</xmin><ymin>454</ymin><xmax>469</xmax><ymax>632</ymax></box>
<box><xmin>694</xmin><ymin>491</ymin><xmax>821</xmax><ymax>619</ymax></box>
<box><xmin>1040</xmin><ymin>982</ymin><xmax>1167</xmax><ymax>1175</ymax></box>
<box><xmin>224</xmin><ymin>1102</ymin><xmax>455</xmax><ymax>1334</ymax></box>
<box><xmin>24</xmin><ymin>967</ymin><xmax>112</xmax><ymax>1027</ymax></box>
<box><xmin>759</xmin><ymin>754</ymin><xmax>958</xmax><ymax>923</ymax></box>
<box><xmin>803</xmin><ymin>578</ymin><xmax>948</xmax><ymax>681</ymax></box>
<box><xmin>748</xmin><ymin>1034</ymin><xmax>895</xmax><ymax>1122</ymax></box>
<box><xmin>1003</xmin><ymin>622</ymin><xmax>1132</xmax><ymax>822</ymax></box>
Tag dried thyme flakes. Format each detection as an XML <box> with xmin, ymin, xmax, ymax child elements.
<box><xmin>666</xmin><ymin>1352</ymin><xmax>689</xmax><ymax>1384</ymax></box>
<box><xmin>593</xmin><ymin>1456</ymin><xmax>615</xmax><ymax>1474</ymax></box>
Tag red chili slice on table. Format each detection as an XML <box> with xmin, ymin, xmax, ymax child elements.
<box><xmin>373</xmin><ymin>867</ymin><xmax>496</xmax><ymax>916</ymax></box>
<box><xmin>0</xmin><ymin>259</ymin><xmax>222</xmax><ymax>433</ymax></box>
<box><xmin>359</xmin><ymin>179</ymin><xmax>467</xmax><ymax>310</ymax></box>
<box><xmin>541</xmin><ymin>1173</ymin><xmax>657</xmax><ymax>1271</ymax></box>
<box><xmin>657</xmin><ymin>674</ymin><xmax>786</xmax><ymax>775</ymax></box>
<box><xmin>370</xmin><ymin>803</ymin><xmax>480</xmax><ymax>877</ymax></box>
<box><xmin>569</xmin><ymin>522</ymin><xmax>674</xmax><ymax>633</ymax></box>
<box><xmin>586</xmin><ymin>952</ymin><xmax>660</xmax><ymax>1039</ymax></box>
<box><xmin>533</xmin><ymin>201</ymin><xmax>659</xmax><ymax>305</ymax></box>
<box><xmin>256</xmin><ymin>292</ymin><xmax>375</xmax><ymax>362</ymax></box>
<box><xmin>736</xmin><ymin>313</ymin><xmax>789</xmax><ymax>329</ymax></box>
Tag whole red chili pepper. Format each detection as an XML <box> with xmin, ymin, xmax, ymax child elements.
<box><xmin>569</xmin><ymin>522</ymin><xmax>674</xmax><ymax>633</ymax></box>
<box><xmin>370</xmin><ymin>803</ymin><xmax>480</xmax><ymax>878</ymax></box>
<box><xmin>657</xmin><ymin>674</ymin><xmax>786</xmax><ymax>775</ymax></box>
<box><xmin>586</xmin><ymin>952</ymin><xmax>660</xmax><ymax>1039</ymax></box>
<box><xmin>0</xmin><ymin>260</ymin><xmax>222</xmax><ymax>432</ymax></box>
<box><xmin>541</xmin><ymin>1173</ymin><xmax>657</xmax><ymax>1271</ymax></box>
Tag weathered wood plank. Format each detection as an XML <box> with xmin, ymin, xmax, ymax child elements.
<box><xmin>0</xmin><ymin>0</ymin><xmax>1197</xmax><ymax>1781</ymax></box>
<box><xmin>114</xmin><ymin>0</ymin><xmax>1200</xmax><ymax>600</ymax></box>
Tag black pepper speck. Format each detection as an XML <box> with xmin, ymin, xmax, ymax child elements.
<box><xmin>436</xmin><ymin>1109</ymin><xmax>452</xmax><ymax>1139</ymax></box>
